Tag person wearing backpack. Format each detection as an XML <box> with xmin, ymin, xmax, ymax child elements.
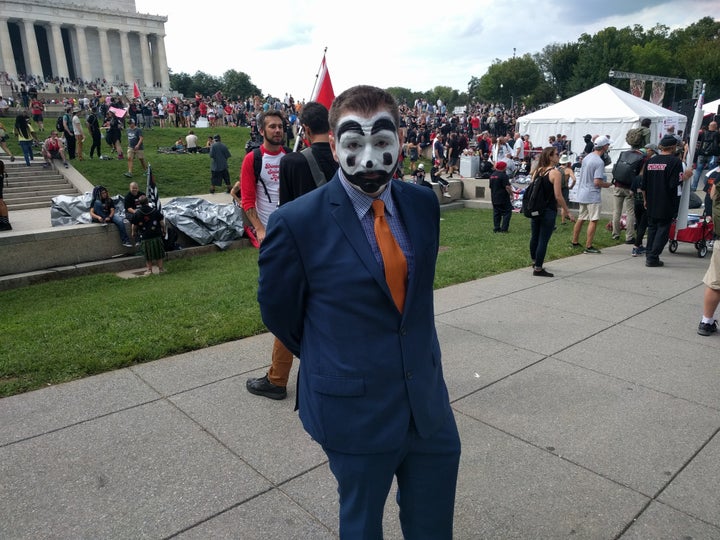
<box><xmin>246</xmin><ymin>102</ymin><xmax>338</xmax><ymax>401</ymax></box>
<box><xmin>610</xmin><ymin>146</ymin><xmax>645</xmax><ymax>244</ymax></box>
<box><xmin>527</xmin><ymin>147</ymin><xmax>574</xmax><ymax>277</ymax></box>
<box><xmin>692</xmin><ymin>121</ymin><xmax>719</xmax><ymax>192</ymax></box>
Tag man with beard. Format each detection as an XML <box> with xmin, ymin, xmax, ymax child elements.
<box><xmin>257</xmin><ymin>86</ymin><xmax>460</xmax><ymax>539</ymax></box>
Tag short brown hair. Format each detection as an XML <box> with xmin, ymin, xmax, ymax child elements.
<box><xmin>329</xmin><ymin>85</ymin><xmax>399</xmax><ymax>134</ymax></box>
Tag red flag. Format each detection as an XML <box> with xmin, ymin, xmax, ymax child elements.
<box><xmin>311</xmin><ymin>56</ymin><xmax>335</xmax><ymax>110</ymax></box>
<box><xmin>133</xmin><ymin>81</ymin><xmax>141</xmax><ymax>99</ymax></box>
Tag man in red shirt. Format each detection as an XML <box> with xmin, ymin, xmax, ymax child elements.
<box><xmin>41</xmin><ymin>131</ymin><xmax>69</xmax><ymax>168</ymax></box>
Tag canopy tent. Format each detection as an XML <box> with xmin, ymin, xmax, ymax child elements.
<box><xmin>703</xmin><ymin>98</ymin><xmax>720</xmax><ymax>116</ymax></box>
<box><xmin>516</xmin><ymin>83</ymin><xmax>687</xmax><ymax>161</ymax></box>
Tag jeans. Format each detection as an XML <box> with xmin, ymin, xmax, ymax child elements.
<box><xmin>634</xmin><ymin>199</ymin><xmax>647</xmax><ymax>247</ymax></box>
<box><xmin>530</xmin><ymin>207</ymin><xmax>557</xmax><ymax>269</ymax></box>
<box><xmin>95</xmin><ymin>214</ymin><xmax>130</xmax><ymax>244</ymax></box>
<box><xmin>692</xmin><ymin>154</ymin><xmax>716</xmax><ymax>191</ymax></box>
<box><xmin>646</xmin><ymin>216</ymin><xmax>672</xmax><ymax>263</ymax></box>
<box><xmin>19</xmin><ymin>140</ymin><xmax>33</xmax><ymax>165</ymax></box>
<box><xmin>492</xmin><ymin>202</ymin><xmax>512</xmax><ymax>232</ymax></box>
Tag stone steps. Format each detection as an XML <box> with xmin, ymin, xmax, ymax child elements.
<box><xmin>2</xmin><ymin>160</ymin><xmax>81</xmax><ymax>210</ymax></box>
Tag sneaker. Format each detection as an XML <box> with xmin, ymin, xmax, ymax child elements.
<box><xmin>625</xmin><ymin>239</ymin><xmax>635</xmax><ymax>245</ymax></box>
<box><xmin>636</xmin><ymin>245</ymin><xmax>646</xmax><ymax>255</ymax></box>
<box><xmin>443</xmin><ymin>192</ymin><xmax>452</xmax><ymax>198</ymax></box>
<box><xmin>122</xmin><ymin>241</ymin><xmax>133</xmax><ymax>248</ymax></box>
<box><xmin>246</xmin><ymin>375</ymin><xmax>287</xmax><ymax>400</ymax></box>
<box><xmin>63</xmin><ymin>161</ymin><xmax>69</xmax><ymax>168</ymax></box>
<box><xmin>571</xmin><ymin>242</ymin><xmax>582</xmax><ymax>248</ymax></box>
<box><xmin>584</xmin><ymin>246</ymin><xmax>601</xmax><ymax>254</ymax></box>
<box><xmin>645</xmin><ymin>259</ymin><xmax>664</xmax><ymax>267</ymax></box>
<box><xmin>533</xmin><ymin>268</ymin><xmax>554</xmax><ymax>277</ymax></box>
<box><xmin>612</xmin><ymin>234</ymin><xmax>620</xmax><ymax>240</ymax></box>
<box><xmin>123</xmin><ymin>172</ymin><xmax>133</xmax><ymax>178</ymax></box>
<box><xmin>632</xmin><ymin>247</ymin><xmax>638</xmax><ymax>257</ymax></box>
<box><xmin>697</xmin><ymin>320</ymin><xmax>718</xmax><ymax>336</ymax></box>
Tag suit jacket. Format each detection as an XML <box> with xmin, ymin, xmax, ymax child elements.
<box><xmin>258</xmin><ymin>175</ymin><xmax>452</xmax><ymax>454</ymax></box>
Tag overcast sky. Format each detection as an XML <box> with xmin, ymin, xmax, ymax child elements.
<box><xmin>136</xmin><ymin>0</ymin><xmax>715</xmax><ymax>101</ymax></box>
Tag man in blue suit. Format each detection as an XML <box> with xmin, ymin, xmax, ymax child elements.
<box><xmin>258</xmin><ymin>85</ymin><xmax>460</xmax><ymax>539</ymax></box>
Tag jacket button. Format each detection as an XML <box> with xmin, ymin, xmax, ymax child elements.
<box><xmin>406</xmin><ymin>371</ymin><xmax>413</xmax><ymax>379</ymax></box>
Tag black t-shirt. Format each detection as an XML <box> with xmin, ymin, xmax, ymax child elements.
<box><xmin>641</xmin><ymin>154</ymin><xmax>684</xmax><ymax>220</ymax></box>
<box><xmin>131</xmin><ymin>206</ymin><xmax>164</xmax><ymax>239</ymax></box>
<box><xmin>124</xmin><ymin>191</ymin><xmax>145</xmax><ymax>214</ymax></box>
<box><xmin>489</xmin><ymin>171</ymin><xmax>511</xmax><ymax>205</ymax></box>
<box><xmin>278</xmin><ymin>142</ymin><xmax>338</xmax><ymax>205</ymax></box>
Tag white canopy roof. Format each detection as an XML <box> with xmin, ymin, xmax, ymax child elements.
<box><xmin>517</xmin><ymin>83</ymin><xmax>687</xmax><ymax>160</ymax></box>
<box><xmin>703</xmin><ymin>98</ymin><xmax>720</xmax><ymax>116</ymax></box>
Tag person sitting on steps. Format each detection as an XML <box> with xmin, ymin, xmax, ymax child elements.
<box><xmin>41</xmin><ymin>131</ymin><xmax>69</xmax><ymax>168</ymax></box>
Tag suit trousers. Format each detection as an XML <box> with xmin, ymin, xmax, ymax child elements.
<box><xmin>267</xmin><ymin>337</ymin><xmax>294</xmax><ymax>387</ymax></box>
<box><xmin>324</xmin><ymin>411</ymin><xmax>461</xmax><ymax>540</ymax></box>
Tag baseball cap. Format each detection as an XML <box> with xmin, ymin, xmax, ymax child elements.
<box><xmin>644</xmin><ymin>143</ymin><xmax>658</xmax><ymax>153</ymax></box>
<box><xmin>659</xmin><ymin>135</ymin><xmax>677</xmax><ymax>148</ymax></box>
<box><xmin>593</xmin><ymin>135</ymin><xmax>612</xmax><ymax>148</ymax></box>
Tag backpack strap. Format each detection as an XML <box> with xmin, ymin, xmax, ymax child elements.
<box><xmin>253</xmin><ymin>147</ymin><xmax>272</xmax><ymax>204</ymax></box>
<box><xmin>301</xmin><ymin>147</ymin><xmax>327</xmax><ymax>188</ymax></box>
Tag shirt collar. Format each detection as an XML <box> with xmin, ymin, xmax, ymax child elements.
<box><xmin>338</xmin><ymin>169</ymin><xmax>396</xmax><ymax>219</ymax></box>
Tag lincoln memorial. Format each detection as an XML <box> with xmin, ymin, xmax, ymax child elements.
<box><xmin>0</xmin><ymin>0</ymin><xmax>169</xmax><ymax>91</ymax></box>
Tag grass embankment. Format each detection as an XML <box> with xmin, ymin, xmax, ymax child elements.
<box><xmin>0</xmin><ymin>207</ymin><xmax>616</xmax><ymax>398</ymax></box>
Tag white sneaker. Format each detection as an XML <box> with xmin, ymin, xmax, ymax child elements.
<box><xmin>443</xmin><ymin>192</ymin><xmax>452</xmax><ymax>198</ymax></box>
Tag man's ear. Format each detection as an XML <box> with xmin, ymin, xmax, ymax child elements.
<box><xmin>329</xmin><ymin>132</ymin><xmax>339</xmax><ymax>162</ymax></box>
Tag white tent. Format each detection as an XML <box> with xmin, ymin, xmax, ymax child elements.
<box><xmin>517</xmin><ymin>83</ymin><xmax>687</xmax><ymax>161</ymax></box>
<box><xmin>703</xmin><ymin>98</ymin><xmax>720</xmax><ymax>116</ymax></box>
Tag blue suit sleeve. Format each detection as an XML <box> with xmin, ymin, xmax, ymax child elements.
<box><xmin>257</xmin><ymin>210</ymin><xmax>306</xmax><ymax>357</ymax></box>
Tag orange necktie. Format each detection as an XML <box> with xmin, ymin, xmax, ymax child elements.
<box><xmin>372</xmin><ymin>199</ymin><xmax>407</xmax><ymax>312</ymax></box>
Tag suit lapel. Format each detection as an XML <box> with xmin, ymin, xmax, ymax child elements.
<box><xmin>392</xmin><ymin>182</ymin><xmax>428</xmax><ymax>315</ymax></box>
<box><xmin>327</xmin><ymin>180</ymin><xmax>389</xmax><ymax>295</ymax></box>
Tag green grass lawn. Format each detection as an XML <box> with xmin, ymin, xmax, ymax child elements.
<box><xmin>0</xmin><ymin>207</ymin><xmax>617</xmax><ymax>398</ymax></box>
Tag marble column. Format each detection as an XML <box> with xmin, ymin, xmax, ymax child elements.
<box><xmin>138</xmin><ymin>32</ymin><xmax>153</xmax><ymax>87</ymax></box>
<box><xmin>22</xmin><ymin>20</ymin><xmax>44</xmax><ymax>78</ymax></box>
<box><xmin>119</xmin><ymin>31</ymin><xmax>134</xmax><ymax>86</ymax></box>
<box><xmin>97</xmin><ymin>28</ymin><xmax>112</xmax><ymax>83</ymax></box>
<box><xmin>0</xmin><ymin>18</ymin><xmax>18</xmax><ymax>77</ymax></box>
<box><xmin>74</xmin><ymin>25</ymin><xmax>92</xmax><ymax>82</ymax></box>
<box><xmin>49</xmin><ymin>23</ymin><xmax>69</xmax><ymax>79</ymax></box>
<box><xmin>154</xmin><ymin>34</ymin><xmax>170</xmax><ymax>90</ymax></box>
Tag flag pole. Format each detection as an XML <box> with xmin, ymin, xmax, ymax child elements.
<box><xmin>294</xmin><ymin>48</ymin><xmax>328</xmax><ymax>152</ymax></box>
<box><xmin>676</xmin><ymin>83</ymin><xmax>706</xmax><ymax>232</ymax></box>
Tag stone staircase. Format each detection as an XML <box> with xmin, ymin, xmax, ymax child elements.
<box><xmin>2</xmin><ymin>159</ymin><xmax>81</xmax><ymax>211</ymax></box>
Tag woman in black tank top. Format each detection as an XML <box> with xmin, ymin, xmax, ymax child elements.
<box><xmin>529</xmin><ymin>147</ymin><xmax>575</xmax><ymax>277</ymax></box>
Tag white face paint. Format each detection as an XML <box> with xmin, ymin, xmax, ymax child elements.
<box><xmin>334</xmin><ymin>112</ymin><xmax>400</xmax><ymax>194</ymax></box>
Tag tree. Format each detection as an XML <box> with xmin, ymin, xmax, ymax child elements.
<box><xmin>475</xmin><ymin>55</ymin><xmax>543</xmax><ymax>106</ymax></box>
<box><xmin>566</xmin><ymin>26</ymin><xmax>642</xmax><ymax>96</ymax></box>
<box><xmin>221</xmin><ymin>70</ymin><xmax>261</xmax><ymax>100</ymax></box>
<box><xmin>535</xmin><ymin>42</ymin><xmax>579</xmax><ymax>100</ymax></box>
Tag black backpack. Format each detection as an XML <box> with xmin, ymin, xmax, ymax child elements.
<box><xmin>56</xmin><ymin>115</ymin><xmax>65</xmax><ymax>133</ymax></box>
<box><xmin>522</xmin><ymin>173</ymin><xmax>550</xmax><ymax>218</ymax></box>
<box><xmin>612</xmin><ymin>150</ymin><xmax>644</xmax><ymax>188</ymax></box>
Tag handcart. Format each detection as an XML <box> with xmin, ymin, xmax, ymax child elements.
<box><xmin>668</xmin><ymin>215</ymin><xmax>714</xmax><ymax>258</ymax></box>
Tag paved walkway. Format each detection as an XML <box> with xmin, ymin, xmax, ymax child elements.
<box><xmin>1</xmin><ymin>237</ymin><xmax>719</xmax><ymax>538</ymax></box>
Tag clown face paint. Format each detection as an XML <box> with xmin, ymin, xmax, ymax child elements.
<box><xmin>334</xmin><ymin>112</ymin><xmax>400</xmax><ymax>194</ymax></box>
